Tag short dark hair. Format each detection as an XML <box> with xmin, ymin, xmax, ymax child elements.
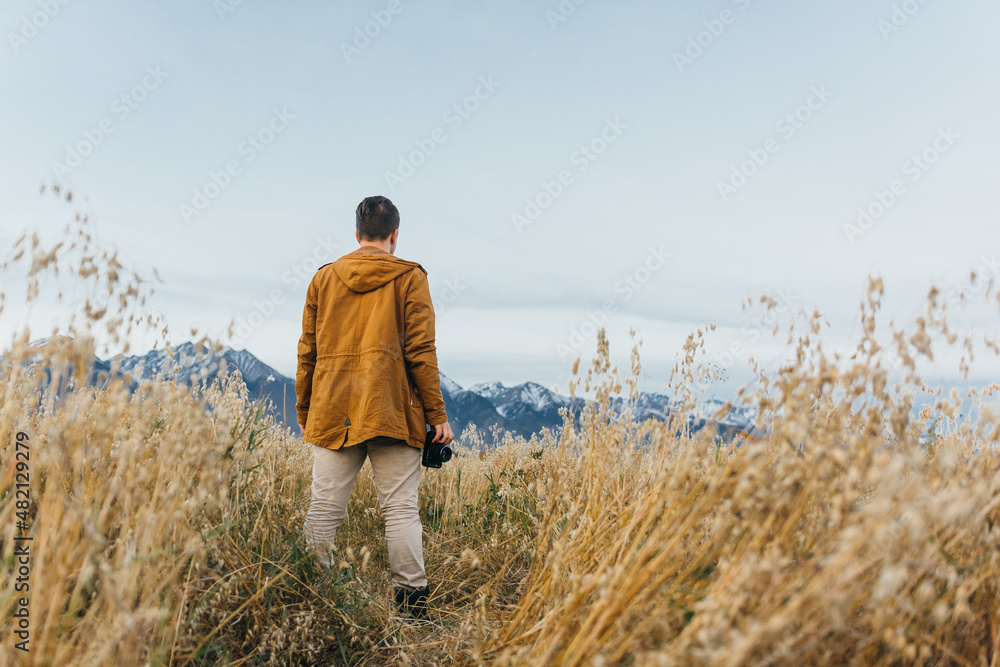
<box><xmin>356</xmin><ymin>195</ymin><xmax>400</xmax><ymax>241</ymax></box>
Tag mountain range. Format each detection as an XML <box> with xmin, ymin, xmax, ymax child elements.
<box><xmin>18</xmin><ymin>339</ymin><xmax>759</xmax><ymax>444</ymax></box>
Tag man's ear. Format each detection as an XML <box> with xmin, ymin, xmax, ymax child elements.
<box><xmin>391</xmin><ymin>229</ymin><xmax>399</xmax><ymax>244</ymax></box>
<box><xmin>355</xmin><ymin>230</ymin><xmax>360</xmax><ymax>244</ymax></box>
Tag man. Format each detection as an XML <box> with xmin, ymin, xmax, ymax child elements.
<box><xmin>296</xmin><ymin>195</ymin><xmax>454</xmax><ymax>619</ymax></box>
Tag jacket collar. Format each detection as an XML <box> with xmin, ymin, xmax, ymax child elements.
<box><xmin>354</xmin><ymin>245</ymin><xmax>392</xmax><ymax>256</ymax></box>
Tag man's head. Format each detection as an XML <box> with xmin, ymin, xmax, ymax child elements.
<box><xmin>355</xmin><ymin>195</ymin><xmax>399</xmax><ymax>253</ymax></box>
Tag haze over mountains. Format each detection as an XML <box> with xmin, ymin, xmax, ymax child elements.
<box><xmin>20</xmin><ymin>339</ymin><xmax>759</xmax><ymax>444</ymax></box>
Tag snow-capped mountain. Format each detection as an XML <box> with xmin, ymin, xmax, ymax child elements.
<box><xmin>13</xmin><ymin>340</ymin><xmax>759</xmax><ymax>443</ymax></box>
<box><xmin>456</xmin><ymin>379</ymin><xmax>759</xmax><ymax>442</ymax></box>
<box><xmin>693</xmin><ymin>398</ymin><xmax>758</xmax><ymax>429</ymax></box>
<box><xmin>609</xmin><ymin>391</ymin><xmax>674</xmax><ymax>422</ymax></box>
<box><xmin>18</xmin><ymin>338</ymin><xmax>299</xmax><ymax>433</ymax></box>
<box><xmin>465</xmin><ymin>380</ymin><xmax>585</xmax><ymax>436</ymax></box>
<box><xmin>112</xmin><ymin>344</ymin><xmax>278</xmax><ymax>388</ymax></box>
<box><xmin>111</xmin><ymin>342</ymin><xmax>299</xmax><ymax>430</ymax></box>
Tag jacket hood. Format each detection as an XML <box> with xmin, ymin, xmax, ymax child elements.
<box><xmin>331</xmin><ymin>246</ymin><xmax>425</xmax><ymax>293</ymax></box>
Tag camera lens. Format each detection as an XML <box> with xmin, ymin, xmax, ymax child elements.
<box><xmin>440</xmin><ymin>445</ymin><xmax>452</xmax><ymax>462</ymax></box>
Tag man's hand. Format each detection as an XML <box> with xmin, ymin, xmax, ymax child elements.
<box><xmin>430</xmin><ymin>421</ymin><xmax>454</xmax><ymax>445</ymax></box>
<box><xmin>298</xmin><ymin>422</ymin><xmax>306</xmax><ymax>435</ymax></box>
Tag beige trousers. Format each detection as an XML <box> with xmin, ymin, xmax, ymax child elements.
<box><xmin>303</xmin><ymin>436</ymin><xmax>426</xmax><ymax>591</ymax></box>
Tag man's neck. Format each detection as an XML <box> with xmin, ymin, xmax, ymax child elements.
<box><xmin>359</xmin><ymin>241</ymin><xmax>392</xmax><ymax>253</ymax></box>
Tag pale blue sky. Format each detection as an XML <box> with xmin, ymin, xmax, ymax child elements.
<box><xmin>1</xmin><ymin>0</ymin><xmax>998</xmax><ymax>397</ymax></box>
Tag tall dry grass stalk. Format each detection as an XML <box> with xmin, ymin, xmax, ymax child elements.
<box><xmin>488</xmin><ymin>292</ymin><xmax>1000</xmax><ymax>665</ymax></box>
<box><xmin>2</xmin><ymin>193</ymin><xmax>999</xmax><ymax>665</ymax></box>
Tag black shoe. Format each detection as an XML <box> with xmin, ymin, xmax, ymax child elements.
<box><xmin>393</xmin><ymin>586</ymin><xmax>430</xmax><ymax>618</ymax></box>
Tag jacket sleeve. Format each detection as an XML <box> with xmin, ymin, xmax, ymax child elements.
<box><xmin>402</xmin><ymin>268</ymin><xmax>448</xmax><ymax>426</ymax></box>
<box><xmin>295</xmin><ymin>278</ymin><xmax>318</xmax><ymax>426</ymax></box>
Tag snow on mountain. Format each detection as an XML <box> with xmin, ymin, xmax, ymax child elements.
<box><xmin>466</xmin><ymin>380</ymin><xmax>586</xmax><ymax>436</ymax></box>
<box><xmin>11</xmin><ymin>341</ymin><xmax>759</xmax><ymax>445</ymax></box>
<box><xmin>471</xmin><ymin>381</ymin><xmax>572</xmax><ymax>411</ymax></box>
<box><xmin>439</xmin><ymin>374</ymin><xmax>465</xmax><ymax>396</ymax></box>
<box><xmin>610</xmin><ymin>392</ymin><xmax>673</xmax><ymax>422</ymax></box>
<box><xmin>223</xmin><ymin>348</ymin><xmax>281</xmax><ymax>386</ymax></box>
<box><xmin>468</xmin><ymin>380</ymin><xmax>505</xmax><ymax>399</ymax></box>
<box><xmin>419</xmin><ymin>373</ymin><xmax>756</xmax><ymax>442</ymax></box>
<box><xmin>44</xmin><ymin>340</ymin><xmax>302</xmax><ymax>434</ymax></box>
<box><xmin>689</xmin><ymin>397</ymin><xmax>759</xmax><ymax>430</ymax></box>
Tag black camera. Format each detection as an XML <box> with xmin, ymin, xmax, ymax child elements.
<box><xmin>421</xmin><ymin>428</ymin><xmax>453</xmax><ymax>468</ymax></box>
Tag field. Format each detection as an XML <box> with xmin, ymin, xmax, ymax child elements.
<box><xmin>2</xmin><ymin>211</ymin><xmax>1000</xmax><ymax>665</ymax></box>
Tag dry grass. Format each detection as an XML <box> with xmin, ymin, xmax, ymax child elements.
<box><xmin>2</xmin><ymin>195</ymin><xmax>1000</xmax><ymax>665</ymax></box>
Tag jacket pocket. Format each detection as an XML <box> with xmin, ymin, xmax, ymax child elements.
<box><xmin>407</xmin><ymin>373</ymin><xmax>422</xmax><ymax>408</ymax></box>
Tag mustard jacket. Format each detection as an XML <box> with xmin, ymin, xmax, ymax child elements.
<box><xmin>296</xmin><ymin>245</ymin><xmax>448</xmax><ymax>449</ymax></box>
